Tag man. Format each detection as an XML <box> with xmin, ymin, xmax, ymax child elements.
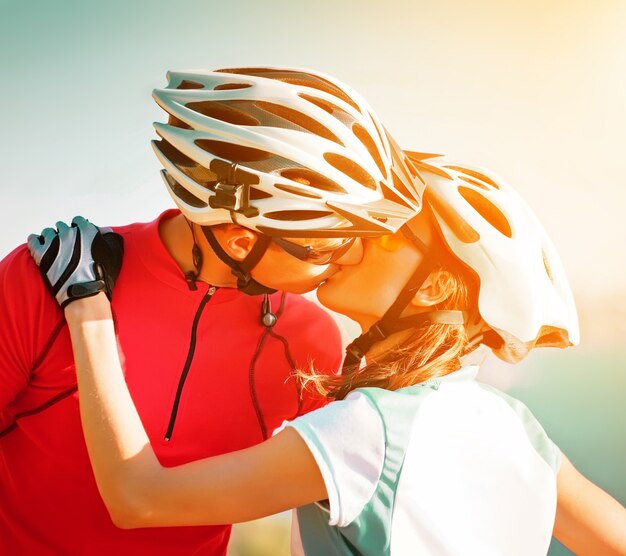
<box><xmin>0</xmin><ymin>68</ymin><xmax>421</xmax><ymax>555</ymax></box>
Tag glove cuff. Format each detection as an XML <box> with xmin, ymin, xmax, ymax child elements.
<box><xmin>62</xmin><ymin>280</ymin><xmax>108</xmax><ymax>308</ymax></box>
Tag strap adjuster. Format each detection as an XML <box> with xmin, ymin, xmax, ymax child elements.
<box><xmin>209</xmin><ymin>182</ymin><xmax>259</xmax><ymax>218</ymax></box>
<box><xmin>367</xmin><ymin>323</ymin><xmax>389</xmax><ymax>343</ymax></box>
<box><xmin>208</xmin><ymin>161</ymin><xmax>261</xmax><ymax>218</ymax></box>
<box><xmin>346</xmin><ymin>343</ymin><xmax>365</xmax><ymax>361</ymax></box>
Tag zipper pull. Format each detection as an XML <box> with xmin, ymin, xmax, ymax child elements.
<box><xmin>185</xmin><ymin>271</ymin><xmax>198</xmax><ymax>291</ymax></box>
<box><xmin>208</xmin><ymin>286</ymin><xmax>217</xmax><ymax>296</ymax></box>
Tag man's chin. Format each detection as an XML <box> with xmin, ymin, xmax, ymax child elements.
<box><xmin>272</xmin><ymin>280</ymin><xmax>320</xmax><ymax>295</ymax></box>
<box><xmin>258</xmin><ymin>267</ymin><xmax>340</xmax><ymax>295</ymax></box>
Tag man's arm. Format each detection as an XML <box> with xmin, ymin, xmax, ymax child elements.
<box><xmin>554</xmin><ymin>453</ymin><xmax>626</xmax><ymax>555</ymax></box>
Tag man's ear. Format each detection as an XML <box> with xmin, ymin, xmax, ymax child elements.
<box><xmin>410</xmin><ymin>269</ymin><xmax>452</xmax><ymax>308</ymax></box>
<box><xmin>212</xmin><ymin>225</ymin><xmax>258</xmax><ymax>262</ymax></box>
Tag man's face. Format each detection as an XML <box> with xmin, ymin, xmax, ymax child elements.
<box><xmin>251</xmin><ymin>236</ymin><xmax>360</xmax><ymax>294</ymax></box>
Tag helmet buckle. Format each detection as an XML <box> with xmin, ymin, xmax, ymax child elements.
<box><xmin>208</xmin><ymin>161</ymin><xmax>260</xmax><ymax>218</ymax></box>
<box><xmin>209</xmin><ymin>182</ymin><xmax>259</xmax><ymax>218</ymax></box>
<box><xmin>346</xmin><ymin>344</ymin><xmax>365</xmax><ymax>361</ymax></box>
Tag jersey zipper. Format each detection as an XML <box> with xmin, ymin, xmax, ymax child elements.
<box><xmin>164</xmin><ymin>286</ymin><xmax>217</xmax><ymax>441</ymax></box>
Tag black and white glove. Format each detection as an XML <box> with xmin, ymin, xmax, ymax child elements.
<box><xmin>27</xmin><ymin>216</ymin><xmax>124</xmax><ymax>308</ymax></box>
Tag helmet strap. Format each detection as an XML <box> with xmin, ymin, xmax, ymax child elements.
<box><xmin>184</xmin><ymin>220</ymin><xmax>204</xmax><ymax>291</ymax></box>
<box><xmin>201</xmin><ymin>226</ymin><xmax>277</xmax><ymax>296</ymax></box>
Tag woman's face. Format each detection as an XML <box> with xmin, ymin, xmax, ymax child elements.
<box><xmin>317</xmin><ymin>233</ymin><xmax>424</xmax><ymax>330</ymax></box>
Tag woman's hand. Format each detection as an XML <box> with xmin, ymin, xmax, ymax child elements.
<box><xmin>27</xmin><ymin>216</ymin><xmax>123</xmax><ymax>308</ymax></box>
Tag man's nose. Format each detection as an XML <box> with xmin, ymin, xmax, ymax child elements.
<box><xmin>333</xmin><ymin>238</ymin><xmax>364</xmax><ymax>266</ymax></box>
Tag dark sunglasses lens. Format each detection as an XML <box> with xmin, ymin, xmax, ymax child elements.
<box><xmin>307</xmin><ymin>238</ymin><xmax>356</xmax><ymax>264</ymax></box>
<box><xmin>274</xmin><ymin>237</ymin><xmax>356</xmax><ymax>265</ymax></box>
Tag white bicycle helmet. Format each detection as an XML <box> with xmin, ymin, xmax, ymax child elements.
<box><xmin>406</xmin><ymin>152</ymin><xmax>580</xmax><ymax>362</ymax></box>
<box><xmin>152</xmin><ymin>67</ymin><xmax>421</xmax><ymax>238</ymax></box>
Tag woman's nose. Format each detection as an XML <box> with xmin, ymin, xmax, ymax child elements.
<box><xmin>333</xmin><ymin>238</ymin><xmax>364</xmax><ymax>266</ymax></box>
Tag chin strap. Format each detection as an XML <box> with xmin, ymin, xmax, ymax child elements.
<box><xmin>342</xmin><ymin>232</ymin><xmax>466</xmax><ymax>372</ymax></box>
<box><xmin>343</xmin><ymin>310</ymin><xmax>466</xmax><ymax>370</ymax></box>
<box><xmin>184</xmin><ymin>221</ymin><xmax>204</xmax><ymax>291</ymax></box>
<box><xmin>201</xmin><ymin>226</ymin><xmax>277</xmax><ymax>296</ymax></box>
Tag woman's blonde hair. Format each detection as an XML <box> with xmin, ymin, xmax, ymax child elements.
<box><xmin>297</xmin><ymin>252</ymin><xmax>477</xmax><ymax>401</ymax></box>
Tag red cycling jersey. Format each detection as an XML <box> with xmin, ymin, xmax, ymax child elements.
<box><xmin>0</xmin><ymin>210</ymin><xmax>342</xmax><ymax>555</ymax></box>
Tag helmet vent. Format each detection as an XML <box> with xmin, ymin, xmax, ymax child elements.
<box><xmin>371</xmin><ymin>120</ymin><xmax>388</xmax><ymax>157</ymax></box>
<box><xmin>391</xmin><ymin>168</ymin><xmax>416</xmax><ymax>201</ymax></box>
<box><xmin>155</xmin><ymin>139</ymin><xmax>195</xmax><ymax>167</ymax></box>
<box><xmin>249</xmin><ymin>187</ymin><xmax>272</xmax><ymax>200</ymax></box>
<box><xmin>187</xmin><ymin>102</ymin><xmax>260</xmax><ymax>126</ymax></box>
<box><xmin>274</xmin><ymin>183</ymin><xmax>323</xmax><ymax>199</ymax></box>
<box><xmin>445</xmin><ymin>166</ymin><xmax>500</xmax><ymax>190</ymax></box>
<box><xmin>256</xmin><ymin>102</ymin><xmax>341</xmax><ymax>145</ymax></box>
<box><xmin>295</xmin><ymin>76</ymin><xmax>360</xmax><ymax>113</ymax></box>
<box><xmin>459</xmin><ymin>175</ymin><xmax>491</xmax><ymax>191</ymax></box>
<box><xmin>217</xmin><ymin>68</ymin><xmax>362</xmax><ymax>113</ymax></box>
<box><xmin>324</xmin><ymin>153</ymin><xmax>376</xmax><ymax>190</ymax></box>
<box><xmin>214</xmin><ymin>83</ymin><xmax>252</xmax><ymax>91</ymax></box>
<box><xmin>168</xmin><ymin>179</ymin><xmax>208</xmax><ymax>209</ymax></box>
<box><xmin>195</xmin><ymin>139</ymin><xmax>270</xmax><ymax>162</ymax></box>
<box><xmin>542</xmin><ymin>250</ymin><xmax>554</xmax><ymax>283</ymax></box>
<box><xmin>177</xmin><ymin>80</ymin><xmax>204</xmax><ymax>90</ymax></box>
<box><xmin>380</xmin><ymin>180</ymin><xmax>410</xmax><ymax>208</ymax></box>
<box><xmin>458</xmin><ymin>186</ymin><xmax>512</xmax><ymax>238</ymax></box>
<box><xmin>167</xmin><ymin>116</ymin><xmax>193</xmax><ymax>130</ymax></box>
<box><xmin>156</xmin><ymin>140</ymin><xmax>220</xmax><ymax>187</ymax></box>
<box><xmin>298</xmin><ymin>93</ymin><xmax>334</xmax><ymax>114</ymax></box>
<box><xmin>405</xmin><ymin>158</ymin><xmax>420</xmax><ymax>179</ymax></box>
<box><xmin>426</xmin><ymin>190</ymin><xmax>480</xmax><ymax>244</ymax></box>
<box><xmin>297</xmin><ymin>94</ymin><xmax>355</xmax><ymax>127</ymax></box>
<box><xmin>265</xmin><ymin>210</ymin><xmax>333</xmax><ymax>221</ymax></box>
<box><xmin>352</xmin><ymin>123</ymin><xmax>386</xmax><ymax>177</ymax></box>
<box><xmin>280</xmin><ymin>168</ymin><xmax>346</xmax><ymax>193</ymax></box>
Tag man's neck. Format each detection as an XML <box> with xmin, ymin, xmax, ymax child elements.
<box><xmin>158</xmin><ymin>214</ymin><xmax>237</xmax><ymax>287</ymax></box>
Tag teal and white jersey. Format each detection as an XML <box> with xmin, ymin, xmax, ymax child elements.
<box><xmin>279</xmin><ymin>366</ymin><xmax>561</xmax><ymax>556</ymax></box>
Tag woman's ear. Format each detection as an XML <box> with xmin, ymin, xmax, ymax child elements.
<box><xmin>213</xmin><ymin>225</ymin><xmax>258</xmax><ymax>262</ymax></box>
<box><xmin>410</xmin><ymin>269</ymin><xmax>453</xmax><ymax>308</ymax></box>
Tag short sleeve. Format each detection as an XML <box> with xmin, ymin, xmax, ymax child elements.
<box><xmin>517</xmin><ymin>405</ymin><xmax>562</xmax><ymax>475</ymax></box>
<box><xmin>0</xmin><ymin>247</ymin><xmax>37</xmax><ymax>410</ymax></box>
<box><xmin>479</xmin><ymin>383</ymin><xmax>562</xmax><ymax>475</ymax></box>
<box><xmin>0</xmin><ymin>245</ymin><xmax>63</xmax><ymax>413</ymax></box>
<box><xmin>276</xmin><ymin>391</ymin><xmax>385</xmax><ymax>527</ymax></box>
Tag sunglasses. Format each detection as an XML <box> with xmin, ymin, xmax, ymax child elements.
<box><xmin>272</xmin><ymin>236</ymin><xmax>357</xmax><ymax>265</ymax></box>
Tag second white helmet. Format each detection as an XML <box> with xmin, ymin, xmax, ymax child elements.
<box><xmin>406</xmin><ymin>152</ymin><xmax>579</xmax><ymax>362</ymax></box>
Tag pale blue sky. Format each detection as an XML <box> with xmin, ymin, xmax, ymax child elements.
<box><xmin>2</xmin><ymin>0</ymin><xmax>625</xmax><ymax>304</ymax></box>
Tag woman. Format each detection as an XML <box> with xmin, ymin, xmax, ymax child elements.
<box><xmin>28</xmin><ymin>155</ymin><xmax>626</xmax><ymax>555</ymax></box>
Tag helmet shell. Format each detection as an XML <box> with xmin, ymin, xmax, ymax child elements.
<box><xmin>152</xmin><ymin>67</ymin><xmax>422</xmax><ymax>237</ymax></box>
<box><xmin>406</xmin><ymin>152</ymin><xmax>579</xmax><ymax>362</ymax></box>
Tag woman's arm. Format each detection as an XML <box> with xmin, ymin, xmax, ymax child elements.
<box><xmin>65</xmin><ymin>293</ymin><xmax>327</xmax><ymax>528</ymax></box>
<box><xmin>553</xmin><ymin>453</ymin><xmax>626</xmax><ymax>555</ymax></box>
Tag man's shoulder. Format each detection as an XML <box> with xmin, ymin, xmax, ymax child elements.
<box><xmin>109</xmin><ymin>210</ymin><xmax>176</xmax><ymax>238</ymax></box>
<box><xmin>1</xmin><ymin>243</ymin><xmax>45</xmax><ymax>289</ymax></box>
<box><xmin>0</xmin><ymin>243</ymin><xmax>62</xmax><ymax>333</ymax></box>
